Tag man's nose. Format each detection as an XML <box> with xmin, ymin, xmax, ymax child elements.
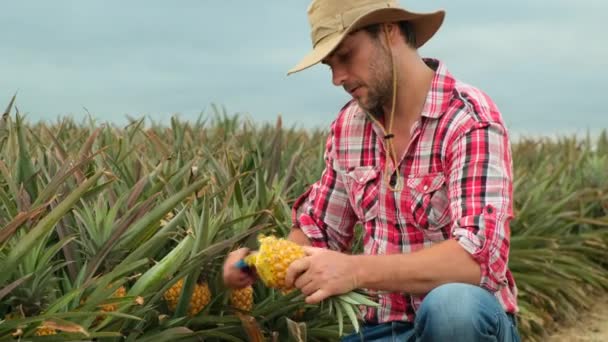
<box><xmin>331</xmin><ymin>66</ymin><xmax>347</xmax><ymax>87</ymax></box>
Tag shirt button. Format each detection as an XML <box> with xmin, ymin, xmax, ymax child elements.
<box><xmin>423</xmin><ymin>185</ymin><xmax>429</xmax><ymax>191</ymax></box>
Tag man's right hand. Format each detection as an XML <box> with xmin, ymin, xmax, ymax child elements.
<box><xmin>222</xmin><ymin>247</ymin><xmax>256</xmax><ymax>289</ymax></box>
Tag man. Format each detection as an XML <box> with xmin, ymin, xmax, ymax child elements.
<box><xmin>224</xmin><ymin>0</ymin><xmax>520</xmax><ymax>340</ymax></box>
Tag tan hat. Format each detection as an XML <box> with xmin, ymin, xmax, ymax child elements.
<box><xmin>287</xmin><ymin>0</ymin><xmax>445</xmax><ymax>75</ymax></box>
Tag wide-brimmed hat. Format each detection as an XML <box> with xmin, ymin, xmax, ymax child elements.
<box><xmin>287</xmin><ymin>0</ymin><xmax>445</xmax><ymax>75</ymax></box>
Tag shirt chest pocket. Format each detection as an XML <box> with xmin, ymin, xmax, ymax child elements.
<box><xmin>342</xmin><ymin>166</ymin><xmax>380</xmax><ymax>223</ymax></box>
<box><xmin>406</xmin><ymin>172</ymin><xmax>452</xmax><ymax>233</ymax></box>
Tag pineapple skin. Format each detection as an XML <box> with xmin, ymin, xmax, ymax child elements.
<box><xmin>100</xmin><ymin>285</ymin><xmax>127</xmax><ymax>312</ymax></box>
<box><xmin>35</xmin><ymin>325</ymin><xmax>57</xmax><ymax>336</ymax></box>
<box><xmin>163</xmin><ymin>278</ymin><xmax>212</xmax><ymax>317</ymax></box>
<box><xmin>244</xmin><ymin>235</ymin><xmax>305</xmax><ymax>291</ymax></box>
<box><xmin>230</xmin><ymin>285</ymin><xmax>254</xmax><ymax>312</ymax></box>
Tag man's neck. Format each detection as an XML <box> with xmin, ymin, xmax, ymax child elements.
<box><xmin>382</xmin><ymin>57</ymin><xmax>435</xmax><ymax>129</ymax></box>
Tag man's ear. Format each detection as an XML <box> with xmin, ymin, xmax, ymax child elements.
<box><xmin>381</xmin><ymin>22</ymin><xmax>400</xmax><ymax>45</ymax></box>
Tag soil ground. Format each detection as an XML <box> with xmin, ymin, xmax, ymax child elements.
<box><xmin>547</xmin><ymin>296</ymin><xmax>608</xmax><ymax>342</ymax></box>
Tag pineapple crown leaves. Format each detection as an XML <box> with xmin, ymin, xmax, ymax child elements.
<box><xmin>32</xmin><ymin>146</ymin><xmax>110</xmax><ymax>210</ymax></box>
<box><xmin>0</xmin><ymin>275</ymin><xmax>32</xmax><ymax>303</ymax></box>
<box><xmin>82</xmin><ymin>192</ymin><xmax>167</xmax><ymax>281</ymax></box>
<box><xmin>319</xmin><ymin>292</ymin><xmax>380</xmax><ymax>336</ymax></box>
<box><xmin>117</xmin><ymin>207</ymin><xmax>189</xmax><ymax>268</ymax></box>
<box><xmin>72</xmin><ymin>196</ymin><xmax>123</xmax><ymax>259</ymax></box>
<box><xmin>115</xmin><ymin>177</ymin><xmax>208</xmax><ymax>253</ymax></box>
<box><xmin>0</xmin><ymin>169</ymin><xmax>106</xmax><ymax>286</ymax></box>
<box><xmin>3</xmin><ymin>234</ymin><xmax>77</xmax><ymax>317</ymax></box>
<box><xmin>14</xmin><ymin>112</ymin><xmax>38</xmax><ymax>203</ymax></box>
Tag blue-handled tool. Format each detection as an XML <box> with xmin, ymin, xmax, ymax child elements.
<box><xmin>234</xmin><ymin>254</ymin><xmax>258</xmax><ymax>275</ymax></box>
<box><xmin>234</xmin><ymin>259</ymin><xmax>249</xmax><ymax>270</ymax></box>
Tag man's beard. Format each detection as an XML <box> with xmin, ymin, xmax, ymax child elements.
<box><xmin>359</xmin><ymin>43</ymin><xmax>393</xmax><ymax>119</ymax></box>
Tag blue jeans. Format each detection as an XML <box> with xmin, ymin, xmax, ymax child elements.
<box><xmin>341</xmin><ymin>283</ymin><xmax>521</xmax><ymax>342</ymax></box>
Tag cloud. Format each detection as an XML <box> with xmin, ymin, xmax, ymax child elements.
<box><xmin>0</xmin><ymin>0</ymin><xmax>606</xmax><ymax>136</ymax></box>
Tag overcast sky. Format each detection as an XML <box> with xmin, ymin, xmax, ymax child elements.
<box><xmin>1</xmin><ymin>1</ymin><xmax>606</xmax><ymax>139</ymax></box>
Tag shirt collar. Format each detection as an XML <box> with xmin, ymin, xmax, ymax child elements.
<box><xmin>420</xmin><ymin>58</ymin><xmax>456</xmax><ymax>119</ymax></box>
<box><xmin>350</xmin><ymin>58</ymin><xmax>456</xmax><ymax>122</ymax></box>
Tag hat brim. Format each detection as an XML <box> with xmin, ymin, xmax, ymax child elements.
<box><xmin>287</xmin><ymin>8</ymin><xmax>445</xmax><ymax>75</ymax></box>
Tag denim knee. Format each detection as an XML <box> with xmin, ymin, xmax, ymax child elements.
<box><xmin>415</xmin><ymin>283</ymin><xmax>507</xmax><ymax>340</ymax></box>
<box><xmin>418</xmin><ymin>283</ymin><xmax>490</xmax><ymax>319</ymax></box>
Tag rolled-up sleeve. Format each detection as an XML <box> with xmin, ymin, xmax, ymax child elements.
<box><xmin>291</xmin><ymin>123</ymin><xmax>357</xmax><ymax>252</ymax></box>
<box><xmin>446</xmin><ymin>119</ymin><xmax>514</xmax><ymax>292</ymax></box>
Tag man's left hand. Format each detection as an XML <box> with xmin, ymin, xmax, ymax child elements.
<box><xmin>284</xmin><ymin>247</ymin><xmax>359</xmax><ymax>304</ymax></box>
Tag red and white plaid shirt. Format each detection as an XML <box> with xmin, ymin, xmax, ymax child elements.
<box><xmin>292</xmin><ymin>58</ymin><xmax>518</xmax><ymax>324</ymax></box>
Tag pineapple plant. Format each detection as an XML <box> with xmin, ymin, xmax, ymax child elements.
<box><xmin>229</xmin><ymin>285</ymin><xmax>254</xmax><ymax>312</ymax></box>
<box><xmin>74</xmin><ymin>198</ymin><xmax>133</xmax><ymax>319</ymax></box>
<box><xmin>0</xmin><ymin>96</ymin><xmax>607</xmax><ymax>342</ymax></box>
<box><xmin>163</xmin><ymin>277</ymin><xmax>212</xmax><ymax>317</ymax></box>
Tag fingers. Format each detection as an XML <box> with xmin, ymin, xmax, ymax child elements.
<box><xmin>230</xmin><ymin>247</ymin><xmax>251</xmax><ymax>260</ymax></box>
<box><xmin>233</xmin><ymin>274</ymin><xmax>255</xmax><ymax>288</ymax></box>
<box><xmin>302</xmin><ymin>246</ymin><xmax>321</xmax><ymax>256</ymax></box>
<box><xmin>294</xmin><ymin>272</ymin><xmax>313</xmax><ymax>291</ymax></box>
<box><xmin>306</xmin><ymin>289</ymin><xmax>330</xmax><ymax>304</ymax></box>
<box><xmin>223</xmin><ymin>248</ymin><xmax>250</xmax><ymax>272</ymax></box>
<box><xmin>222</xmin><ymin>248</ymin><xmax>255</xmax><ymax>289</ymax></box>
<box><xmin>300</xmin><ymin>279</ymin><xmax>318</xmax><ymax>296</ymax></box>
<box><xmin>285</xmin><ymin>257</ymin><xmax>310</xmax><ymax>288</ymax></box>
<box><xmin>236</xmin><ymin>273</ymin><xmax>253</xmax><ymax>283</ymax></box>
<box><xmin>225</xmin><ymin>271</ymin><xmax>255</xmax><ymax>289</ymax></box>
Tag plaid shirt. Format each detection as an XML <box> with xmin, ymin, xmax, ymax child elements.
<box><xmin>292</xmin><ymin>58</ymin><xmax>518</xmax><ymax>324</ymax></box>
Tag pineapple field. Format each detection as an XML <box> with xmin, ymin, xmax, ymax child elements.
<box><xmin>0</xmin><ymin>95</ymin><xmax>607</xmax><ymax>341</ymax></box>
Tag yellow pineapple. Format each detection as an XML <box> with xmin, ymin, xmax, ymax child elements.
<box><xmin>163</xmin><ymin>278</ymin><xmax>211</xmax><ymax>317</ymax></box>
<box><xmin>80</xmin><ymin>284</ymin><xmax>128</xmax><ymax>324</ymax></box>
<box><xmin>35</xmin><ymin>325</ymin><xmax>57</xmax><ymax>336</ymax></box>
<box><xmin>230</xmin><ymin>285</ymin><xmax>254</xmax><ymax>312</ymax></box>
<box><xmin>243</xmin><ymin>234</ymin><xmax>380</xmax><ymax>336</ymax></box>
<box><xmin>243</xmin><ymin>235</ymin><xmax>305</xmax><ymax>291</ymax></box>
<box><xmin>100</xmin><ymin>285</ymin><xmax>127</xmax><ymax>313</ymax></box>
